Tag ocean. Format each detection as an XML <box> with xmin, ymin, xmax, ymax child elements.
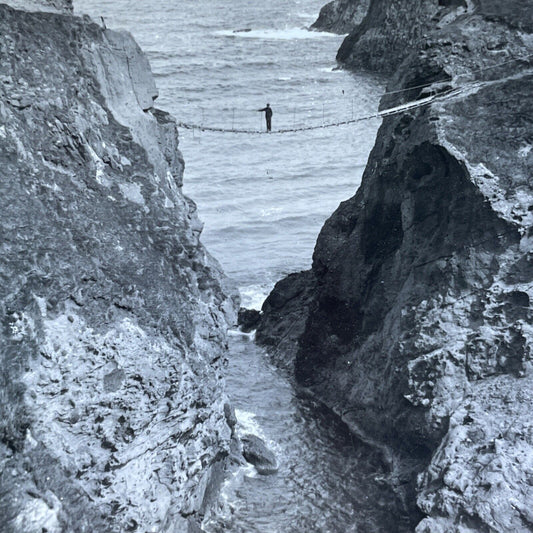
<box><xmin>74</xmin><ymin>1</ymin><xmax>395</xmax><ymax>530</ymax></box>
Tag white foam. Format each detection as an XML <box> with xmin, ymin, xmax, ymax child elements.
<box><xmin>318</xmin><ymin>66</ymin><xmax>342</xmax><ymax>73</ymax></box>
<box><xmin>260</xmin><ymin>206</ymin><xmax>283</xmax><ymax>217</ymax></box>
<box><xmin>227</xmin><ymin>328</ymin><xmax>256</xmax><ymax>339</ymax></box>
<box><xmin>239</xmin><ymin>284</ymin><xmax>273</xmax><ymax>310</ymax></box>
<box><xmin>214</xmin><ymin>27</ymin><xmax>339</xmax><ymax>40</ymax></box>
<box><xmin>234</xmin><ymin>408</ymin><xmax>265</xmax><ymax>438</ymax></box>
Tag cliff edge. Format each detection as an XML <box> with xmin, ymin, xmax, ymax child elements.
<box><xmin>258</xmin><ymin>1</ymin><xmax>533</xmax><ymax>531</ymax></box>
<box><xmin>0</xmin><ymin>3</ymin><xmax>237</xmax><ymax>532</ymax></box>
<box><xmin>337</xmin><ymin>0</ymin><xmax>533</xmax><ymax>75</ymax></box>
<box><xmin>311</xmin><ymin>0</ymin><xmax>370</xmax><ymax>35</ymax></box>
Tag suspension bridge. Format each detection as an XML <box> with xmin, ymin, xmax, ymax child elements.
<box><xmin>176</xmin><ymin>54</ymin><xmax>533</xmax><ymax>135</ymax></box>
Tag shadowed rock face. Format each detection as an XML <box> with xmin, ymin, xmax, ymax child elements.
<box><xmin>0</xmin><ymin>4</ymin><xmax>237</xmax><ymax>532</ymax></box>
<box><xmin>259</xmin><ymin>1</ymin><xmax>533</xmax><ymax>531</ymax></box>
<box><xmin>255</xmin><ymin>270</ymin><xmax>316</xmax><ymax>372</ymax></box>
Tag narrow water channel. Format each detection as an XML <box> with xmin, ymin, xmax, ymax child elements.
<box><xmin>203</xmin><ymin>335</ymin><xmax>403</xmax><ymax>533</ymax></box>
<box><xmin>73</xmin><ymin>1</ymin><xmax>396</xmax><ymax>530</ymax></box>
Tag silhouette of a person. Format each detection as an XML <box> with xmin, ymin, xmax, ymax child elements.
<box><xmin>258</xmin><ymin>103</ymin><xmax>273</xmax><ymax>132</ymax></box>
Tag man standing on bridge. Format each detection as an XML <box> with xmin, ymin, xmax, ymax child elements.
<box><xmin>258</xmin><ymin>103</ymin><xmax>273</xmax><ymax>132</ymax></box>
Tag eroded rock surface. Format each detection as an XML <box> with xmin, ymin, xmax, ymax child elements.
<box><xmin>2</xmin><ymin>0</ymin><xmax>72</xmax><ymax>13</ymax></box>
<box><xmin>0</xmin><ymin>4</ymin><xmax>237</xmax><ymax>532</ymax></box>
<box><xmin>311</xmin><ymin>0</ymin><xmax>370</xmax><ymax>34</ymax></box>
<box><xmin>241</xmin><ymin>435</ymin><xmax>278</xmax><ymax>475</ymax></box>
<box><xmin>259</xmin><ymin>1</ymin><xmax>533</xmax><ymax>531</ymax></box>
<box><xmin>335</xmin><ymin>0</ymin><xmax>533</xmax><ymax>75</ymax></box>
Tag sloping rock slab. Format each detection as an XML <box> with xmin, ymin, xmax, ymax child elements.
<box><xmin>241</xmin><ymin>434</ymin><xmax>278</xmax><ymax>475</ymax></box>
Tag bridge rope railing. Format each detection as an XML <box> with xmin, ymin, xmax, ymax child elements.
<box><xmin>380</xmin><ymin>53</ymin><xmax>533</xmax><ymax>97</ymax></box>
<box><xmin>176</xmin><ymin>54</ymin><xmax>533</xmax><ymax>135</ymax></box>
<box><xmin>177</xmin><ymin>87</ymin><xmax>463</xmax><ymax>134</ymax></box>
<box><xmin>177</xmin><ymin>85</ymin><xmax>481</xmax><ymax>134</ymax></box>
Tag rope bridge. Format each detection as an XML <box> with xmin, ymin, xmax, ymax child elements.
<box><xmin>177</xmin><ymin>87</ymin><xmax>462</xmax><ymax>134</ymax></box>
<box><xmin>176</xmin><ymin>54</ymin><xmax>533</xmax><ymax>135</ymax></box>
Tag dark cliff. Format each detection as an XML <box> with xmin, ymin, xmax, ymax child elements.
<box><xmin>336</xmin><ymin>0</ymin><xmax>533</xmax><ymax>75</ymax></box>
<box><xmin>258</xmin><ymin>1</ymin><xmax>533</xmax><ymax>531</ymax></box>
<box><xmin>0</xmin><ymin>2</ymin><xmax>237</xmax><ymax>532</ymax></box>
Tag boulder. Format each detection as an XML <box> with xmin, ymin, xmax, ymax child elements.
<box><xmin>241</xmin><ymin>435</ymin><xmax>278</xmax><ymax>475</ymax></box>
<box><xmin>237</xmin><ymin>307</ymin><xmax>261</xmax><ymax>332</ymax></box>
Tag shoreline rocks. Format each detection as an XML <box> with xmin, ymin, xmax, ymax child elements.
<box><xmin>237</xmin><ymin>308</ymin><xmax>262</xmax><ymax>333</ymax></box>
<box><xmin>241</xmin><ymin>435</ymin><xmax>279</xmax><ymax>475</ymax></box>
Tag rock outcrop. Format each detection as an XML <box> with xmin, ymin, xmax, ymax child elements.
<box><xmin>236</xmin><ymin>308</ymin><xmax>261</xmax><ymax>333</ymax></box>
<box><xmin>0</xmin><ymin>3</ymin><xmax>237</xmax><ymax>532</ymax></box>
<box><xmin>336</xmin><ymin>0</ymin><xmax>449</xmax><ymax>74</ymax></box>
<box><xmin>241</xmin><ymin>434</ymin><xmax>278</xmax><ymax>475</ymax></box>
<box><xmin>335</xmin><ymin>0</ymin><xmax>533</xmax><ymax>75</ymax></box>
<box><xmin>311</xmin><ymin>0</ymin><xmax>370</xmax><ymax>35</ymax></box>
<box><xmin>2</xmin><ymin>0</ymin><xmax>72</xmax><ymax>14</ymax></box>
<box><xmin>258</xmin><ymin>1</ymin><xmax>533</xmax><ymax>531</ymax></box>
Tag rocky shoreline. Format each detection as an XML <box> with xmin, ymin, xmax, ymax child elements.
<box><xmin>0</xmin><ymin>2</ymin><xmax>240</xmax><ymax>531</ymax></box>
<box><xmin>258</xmin><ymin>1</ymin><xmax>533</xmax><ymax>531</ymax></box>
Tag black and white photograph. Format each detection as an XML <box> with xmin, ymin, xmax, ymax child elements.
<box><xmin>1</xmin><ymin>0</ymin><xmax>532</xmax><ymax>531</ymax></box>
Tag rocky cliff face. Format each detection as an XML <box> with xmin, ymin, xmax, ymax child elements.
<box><xmin>335</xmin><ymin>0</ymin><xmax>533</xmax><ymax>75</ymax></box>
<box><xmin>336</xmin><ymin>0</ymin><xmax>449</xmax><ymax>74</ymax></box>
<box><xmin>258</xmin><ymin>1</ymin><xmax>533</xmax><ymax>531</ymax></box>
<box><xmin>311</xmin><ymin>0</ymin><xmax>370</xmax><ymax>35</ymax></box>
<box><xmin>0</xmin><ymin>3</ymin><xmax>237</xmax><ymax>532</ymax></box>
<box><xmin>3</xmin><ymin>0</ymin><xmax>72</xmax><ymax>13</ymax></box>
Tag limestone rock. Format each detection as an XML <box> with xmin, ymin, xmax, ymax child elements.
<box><xmin>258</xmin><ymin>1</ymin><xmax>533</xmax><ymax>530</ymax></box>
<box><xmin>0</xmin><ymin>4</ymin><xmax>237</xmax><ymax>532</ymax></box>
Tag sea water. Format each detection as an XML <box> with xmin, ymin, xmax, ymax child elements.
<box><xmin>74</xmin><ymin>1</ymin><xmax>396</xmax><ymax>531</ymax></box>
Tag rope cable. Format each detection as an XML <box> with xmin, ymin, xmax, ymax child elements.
<box><xmin>176</xmin><ymin>54</ymin><xmax>533</xmax><ymax>135</ymax></box>
<box><xmin>178</xmin><ymin>87</ymin><xmax>462</xmax><ymax>134</ymax></box>
<box><xmin>381</xmin><ymin>52</ymin><xmax>533</xmax><ymax>96</ymax></box>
